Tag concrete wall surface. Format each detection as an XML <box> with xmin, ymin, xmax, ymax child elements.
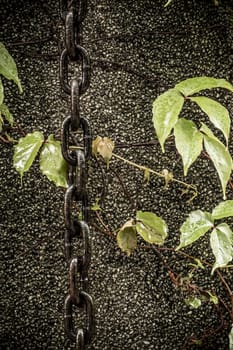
<box><xmin>1</xmin><ymin>0</ymin><xmax>233</xmax><ymax>349</ymax></box>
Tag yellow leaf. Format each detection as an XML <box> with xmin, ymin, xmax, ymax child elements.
<box><xmin>162</xmin><ymin>169</ymin><xmax>173</xmax><ymax>188</ymax></box>
<box><xmin>92</xmin><ymin>135</ymin><xmax>102</xmax><ymax>157</ymax></box>
<box><xmin>92</xmin><ymin>136</ymin><xmax>114</xmax><ymax>168</ymax></box>
<box><xmin>144</xmin><ymin>168</ymin><xmax>150</xmax><ymax>183</ymax></box>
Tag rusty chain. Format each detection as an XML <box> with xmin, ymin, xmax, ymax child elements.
<box><xmin>59</xmin><ymin>1</ymin><xmax>95</xmax><ymax>349</ymax></box>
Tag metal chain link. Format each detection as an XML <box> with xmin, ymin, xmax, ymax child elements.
<box><xmin>59</xmin><ymin>1</ymin><xmax>95</xmax><ymax>348</ymax></box>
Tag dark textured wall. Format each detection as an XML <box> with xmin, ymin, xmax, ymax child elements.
<box><xmin>1</xmin><ymin>0</ymin><xmax>233</xmax><ymax>349</ymax></box>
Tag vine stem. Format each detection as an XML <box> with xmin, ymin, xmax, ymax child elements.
<box><xmin>216</xmin><ymin>270</ymin><xmax>233</xmax><ymax>323</ymax></box>
<box><xmin>112</xmin><ymin>152</ymin><xmax>197</xmax><ymax>194</ymax></box>
<box><xmin>71</xmin><ymin>146</ymin><xmax>197</xmax><ymax>196</ymax></box>
<box><xmin>156</xmin><ymin>246</ymin><xmax>233</xmax><ymax>321</ymax></box>
<box><xmin>94</xmin><ymin>211</ymin><xmax>115</xmax><ymax>238</ymax></box>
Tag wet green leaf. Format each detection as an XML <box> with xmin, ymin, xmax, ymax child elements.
<box><xmin>210</xmin><ymin>223</ymin><xmax>233</xmax><ymax>274</ymax></box>
<box><xmin>0</xmin><ymin>78</ymin><xmax>3</xmax><ymax>105</ymax></box>
<box><xmin>0</xmin><ymin>103</ymin><xmax>13</xmax><ymax>126</ymax></box>
<box><xmin>117</xmin><ymin>220</ymin><xmax>137</xmax><ymax>256</ymax></box>
<box><xmin>190</xmin><ymin>96</ymin><xmax>230</xmax><ymax>144</ymax></box>
<box><xmin>229</xmin><ymin>325</ymin><xmax>233</xmax><ymax>350</ymax></box>
<box><xmin>175</xmin><ymin>77</ymin><xmax>233</xmax><ymax>96</ymax></box>
<box><xmin>152</xmin><ymin>88</ymin><xmax>184</xmax><ymax>152</ymax></box>
<box><xmin>201</xmin><ymin>124</ymin><xmax>232</xmax><ymax>199</ymax></box>
<box><xmin>200</xmin><ymin>122</ymin><xmax>215</xmax><ymax>138</ymax></box>
<box><xmin>0</xmin><ymin>42</ymin><xmax>22</xmax><ymax>92</ymax></box>
<box><xmin>212</xmin><ymin>200</ymin><xmax>233</xmax><ymax>220</ymax></box>
<box><xmin>174</xmin><ymin>118</ymin><xmax>203</xmax><ymax>176</ymax></box>
<box><xmin>177</xmin><ymin>210</ymin><xmax>214</xmax><ymax>250</ymax></box>
<box><xmin>13</xmin><ymin>131</ymin><xmax>44</xmax><ymax>179</ymax></box>
<box><xmin>184</xmin><ymin>297</ymin><xmax>202</xmax><ymax>308</ymax></box>
<box><xmin>39</xmin><ymin>135</ymin><xmax>68</xmax><ymax>187</ymax></box>
<box><xmin>136</xmin><ymin>211</ymin><xmax>168</xmax><ymax>245</ymax></box>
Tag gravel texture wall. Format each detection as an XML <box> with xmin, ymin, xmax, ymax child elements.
<box><xmin>1</xmin><ymin>0</ymin><xmax>233</xmax><ymax>349</ymax></box>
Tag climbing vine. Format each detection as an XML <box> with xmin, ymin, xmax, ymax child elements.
<box><xmin>152</xmin><ymin>77</ymin><xmax>233</xmax><ymax>198</ymax></box>
<box><xmin>1</xmin><ymin>41</ymin><xmax>233</xmax><ymax>349</ymax></box>
<box><xmin>91</xmin><ymin>76</ymin><xmax>233</xmax><ymax>348</ymax></box>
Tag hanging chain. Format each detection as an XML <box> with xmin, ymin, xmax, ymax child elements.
<box><xmin>59</xmin><ymin>1</ymin><xmax>95</xmax><ymax>349</ymax></box>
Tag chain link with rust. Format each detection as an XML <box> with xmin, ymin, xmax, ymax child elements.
<box><xmin>59</xmin><ymin>1</ymin><xmax>95</xmax><ymax>349</ymax></box>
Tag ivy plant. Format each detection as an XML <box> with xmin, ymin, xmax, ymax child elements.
<box><xmin>10</xmin><ymin>73</ymin><xmax>233</xmax><ymax>347</ymax></box>
<box><xmin>152</xmin><ymin>77</ymin><xmax>233</xmax><ymax>198</ymax></box>
<box><xmin>0</xmin><ymin>42</ymin><xmax>22</xmax><ymax>132</ymax></box>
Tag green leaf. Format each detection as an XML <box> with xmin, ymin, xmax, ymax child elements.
<box><xmin>200</xmin><ymin>122</ymin><xmax>215</xmax><ymax>138</ymax></box>
<box><xmin>0</xmin><ymin>103</ymin><xmax>14</xmax><ymax>126</ymax></box>
<box><xmin>229</xmin><ymin>326</ymin><xmax>233</xmax><ymax>350</ymax></box>
<box><xmin>207</xmin><ymin>291</ymin><xmax>218</xmax><ymax>305</ymax></box>
<box><xmin>152</xmin><ymin>88</ymin><xmax>184</xmax><ymax>152</ymax></box>
<box><xmin>190</xmin><ymin>258</ymin><xmax>205</xmax><ymax>269</ymax></box>
<box><xmin>212</xmin><ymin>200</ymin><xmax>233</xmax><ymax>220</ymax></box>
<box><xmin>117</xmin><ymin>220</ymin><xmax>137</xmax><ymax>256</ymax></box>
<box><xmin>177</xmin><ymin>210</ymin><xmax>214</xmax><ymax>250</ymax></box>
<box><xmin>0</xmin><ymin>78</ymin><xmax>3</xmax><ymax>105</ymax></box>
<box><xmin>175</xmin><ymin>77</ymin><xmax>233</xmax><ymax>96</ymax></box>
<box><xmin>91</xmin><ymin>198</ymin><xmax>102</xmax><ymax>211</ymax></box>
<box><xmin>0</xmin><ymin>42</ymin><xmax>22</xmax><ymax>92</ymax></box>
<box><xmin>184</xmin><ymin>297</ymin><xmax>202</xmax><ymax>308</ymax></box>
<box><xmin>190</xmin><ymin>96</ymin><xmax>230</xmax><ymax>144</ymax></box>
<box><xmin>174</xmin><ymin>118</ymin><xmax>203</xmax><ymax>176</ymax></box>
<box><xmin>201</xmin><ymin>124</ymin><xmax>232</xmax><ymax>199</ymax></box>
<box><xmin>13</xmin><ymin>131</ymin><xmax>44</xmax><ymax>179</ymax></box>
<box><xmin>39</xmin><ymin>135</ymin><xmax>68</xmax><ymax>187</ymax></box>
<box><xmin>210</xmin><ymin>223</ymin><xmax>233</xmax><ymax>274</ymax></box>
<box><xmin>135</xmin><ymin>211</ymin><xmax>168</xmax><ymax>245</ymax></box>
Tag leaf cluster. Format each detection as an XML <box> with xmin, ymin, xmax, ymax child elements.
<box><xmin>13</xmin><ymin>131</ymin><xmax>67</xmax><ymax>187</ymax></box>
<box><xmin>117</xmin><ymin>211</ymin><xmax>168</xmax><ymax>255</ymax></box>
<box><xmin>152</xmin><ymin>77</ymin><xmax>233</xmax><ymax>198</ymax></box>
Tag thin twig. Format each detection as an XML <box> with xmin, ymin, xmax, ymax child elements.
<box><xmin>91</xmin><ymin>58</ymin><xmax>159</xmax><ymax>83</ymax></box>
<box><xmin>112</xmin><ymin>152</ymin><xmax>198</xmax><ymax>195</ymax></box>
<box><xmin>115</xmin><ymin>140</ymin><xmax>158</xmax><ymax>148</ymax></box>
<box><xmin>6</xmin><ymin>37</ymin><xmax>54</xmax><ymax>47</ymax></box>
<box><xmin>94</xmin><ymin>211</ymin><xmax>115</xmax><ymax>238</ymax></box>
<box><xmin>0</xmin><ymin>135</ymin><xmax>11</xmax><ymax>143</ymax></box>
<box><xmin>109</xmin><ymin>166</ymin><xmax>136</xmax><ymax>210</ymax></box>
